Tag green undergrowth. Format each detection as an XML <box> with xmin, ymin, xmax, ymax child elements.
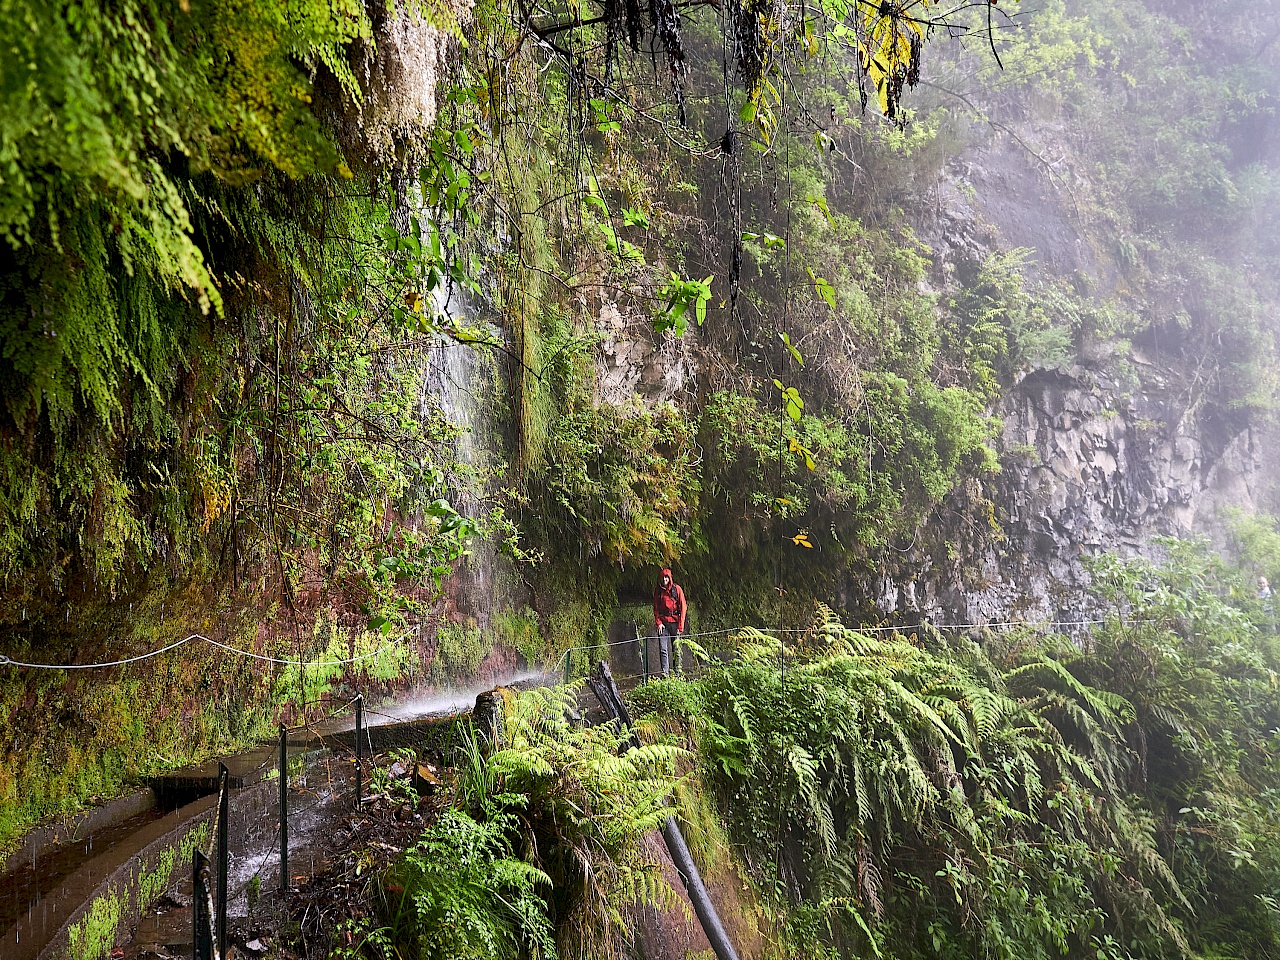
<box><xmin>371</xmin><ymin>687</ymin><xmax>685</xmax><ymax>960</ymax></box>
<box><xmin>333</xmin><ymin>540</ymin><xmax>1280</xmax><ymax>960</ymax></box>
<box><xmin>627</xmin><ymin>542</ymin><xmax>1280</xmax><ymax>960</ymax></box>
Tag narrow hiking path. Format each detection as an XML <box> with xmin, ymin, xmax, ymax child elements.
<box><xmin>1</xmin><ymin>672</ymin><xmax>552</xmax><ymax>960</ymax></box>
<box><xmin>2</xmin><ymin>638</ymin><xmax>719</xmax><ymax>960</ymax></box>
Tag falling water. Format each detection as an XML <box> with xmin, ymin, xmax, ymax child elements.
<box><xmin>421</xmin><ymin>278</ymin><xmax>503</xmax><ymax>629</ymax></box>
<box><xmin>370</xmin><ymin>669</ymin><xmax>549</xmax><ymax>726</ymax></box>
<box><xmin>223</xmin><ymin>667</ymin><xmax>553</xmax><ymax>916</ymax></box>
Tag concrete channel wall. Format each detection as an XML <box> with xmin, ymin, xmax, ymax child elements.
<box><xmin>0</xmin><ymin>791</ymin><xmax>156</xmax><ymax>879</ymax></box>
<box><xmin>4</xmin><ymin>709</ymin><xmax>476</xmax><ymax>960</ymax></box>
<box><xmin>10</xmin><ymin>793</ymin><xmax>217</xmax><ymax>960</ymax></box>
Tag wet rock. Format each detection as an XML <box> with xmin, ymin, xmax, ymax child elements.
<box><xmin>596</xmin><ymin>301</ymin><xmax>693</xmax><ymax>405</ymax></box>
<box><xmin>410</xmin><ymin>763</ymin><xmax>440</xmax><ymax>795</ymax></box>
<box><xmin>891</xmin><ymin>361</ymin><xmax>1264</xmax><ymax>624</ymax></box>
<box><xmin>473</xmin><ymin>690</ymin><xmax>505</xmax><ymax>751</ymax></box>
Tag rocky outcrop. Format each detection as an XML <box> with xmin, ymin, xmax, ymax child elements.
<box><xmin>596</xmin><ymin>302</ymin><xmax>693</xmax><ymax>405</ymax></box>
<box><xmin>896</xmin><ymin>354</ymin><xmax>1264</xmax><ymax>624</ymax></box>
<box><xmin>885</xmin><ymin>129</ymin><xmax>1266</xmax><ymax>624</ymax></box>
<box><xmin>353</xmin><ymin>0</ymin><xmax>471</xmax><ymax>159</ymax></box>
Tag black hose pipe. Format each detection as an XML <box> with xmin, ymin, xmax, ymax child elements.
<box><xmin>587</xmin><ymin>660</ymin><xmax>742</xmax><ymax>960</ymax></box>
<box><xmin>661</xmin><ymin>814</ymin><xmax>742</xmax><ymax>960</ymax></box>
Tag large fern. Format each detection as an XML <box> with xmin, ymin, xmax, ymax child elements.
<box><xmin>385</xmin><ymin>808</ymin><xmax>557</xmax><ymax>960</ymax></box>
<box><xmin>634</xmin><ymin>606</ymin><xmax>1201</xmax><ymax>959</ymax></box>
<box><xmin>457</xmin><ymin>685</ymin><xmax>686</xmax><ymax>960</ymax></box>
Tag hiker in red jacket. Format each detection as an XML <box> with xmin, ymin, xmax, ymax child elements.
<box><xmin>653</xmin><ymin>567</ymin><xmax>686</xmax><ymax>676</ymax></box>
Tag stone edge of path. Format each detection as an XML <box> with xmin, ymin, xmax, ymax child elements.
<box><xmin>1</xmin><ymin>790</ymin><xmax>156</xmax><ymax>878</ymax></box>
<box><xmin>13</xmin><ymin>776</ymin><xmax>271</xmax><ymax>960</ymax></box>
<box><xmin>9</xmin><ymin>791</ymin><xmax>218</xmax><ymax>960</ymax></box>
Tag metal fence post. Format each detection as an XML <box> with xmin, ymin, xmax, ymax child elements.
<box><xmin>354</xmin><ymin>695</ymin><xmax>364</xmax><ymax>810</ymax></box>
<box><xmin>193</xmin><ymin>849</ymin><xmax>213</xmax><ymax>960</ymax></box>
<box><xmin>638</xmin><ymin>622</ymin><xmax>648</xmax><ymax>683</ymax></box>
<box><xmin>278</xmin><ymin>724</ymin><xmax>288</xmax><ymax>891</ymax></box>
<box><xmin>215</xmin><ymin>762</ymin><xmax>229</xmax><ymax>960</ymax></box>
<box><xmin>564</xmin><ymin>647</ymin><xmax>572</xmax><ymax>683</ymax></box>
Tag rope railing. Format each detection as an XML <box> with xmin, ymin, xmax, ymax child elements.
<box><xmin>553</xmin><ymin>615</ymin><xmax>1182</xmax><ymax>673</ymax></box>
<box><xmin>0</xmin><ymin>633</ymin><xmax>398</xmax><ymax>671</ymax></box>
<box><xmin>0</xmin><ymin>615</ymin><xmax>1185</xmax><ymax>674</ymax></box>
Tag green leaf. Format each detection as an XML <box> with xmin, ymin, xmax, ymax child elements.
<box><xmin>780</xmin><ymin>331</ymin><xmax>804</xmax><ymax>366</ymax></box>
<box><xmin>805</xmin><ymin>194</ymin><xmax>836</xmax><ymax>227</ymax></box>
<box><xmin>807</xmin><ymin>267</ymin><xmax>838</xmax><ymax>311</ymax></box>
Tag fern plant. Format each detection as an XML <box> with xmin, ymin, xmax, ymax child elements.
<box><xmin>633</xmin><ymin>605</ymin><xmax>1197</xmax><ymax>960</ymax></box>
<box><xmin>449</xmin><ymin>686</ymin><xmax>686</xmax><ymax>960</ymax></box>
<box><xmin>384</xmin><ymin>807</ymin><xmax>557</xmax><ymax>960</ymax></box>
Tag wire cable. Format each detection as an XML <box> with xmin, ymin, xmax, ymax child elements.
<box><xmin>1</xmin><ymin>617</ymin><xmax>1184</xmax><ymax>672</ymax></box>
<box><xmin>0</xmin><ymin>636</ymin><xmax>196</xmax><ymax>670</ymax></box>
<box><xmin>556</xmin><ymin>617</ymin><xmax>1185</xmax><ymax>672</ymax></box>
<box><xmin>0</xmin><ymin>634</ymin><xmax>397</xmax><ymax>671</ymax></box>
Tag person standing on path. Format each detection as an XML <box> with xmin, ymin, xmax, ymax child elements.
<box><xmin>653</xmin><ymin>567</ymin><xmax>686</xmax><ymax>676</ymax></box>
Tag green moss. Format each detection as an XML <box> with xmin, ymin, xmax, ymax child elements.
<box><xmin>275</xmin><ymin>616</ymin><xmax>421</xmax><ymax>709</ymax></box>
<box><xmin>431</xmin><ymin>622</ymin><xmax>487</xmax><ymax>682</ymax></box>
<box><xmin>494</xmin><ymin>608</ymin><xmax>544</xmax><ymax>667</ymax></box>
<box><xmin>65</xmin><ymin>889</ymin><xmax>122</xmax><ymax>960</ymax></box>
<box><xmin>57</xmin><ymin>818</ymin><xmax>211</xmax><ymax>960</ymax></box>
<box><xmin>135</xmin><ymin>822</ymin><xmax>207</xmax><ymax>911</ymax></box>
<box><xmin>0</xmin><ymin>584</ymin><xmax>415</xmax><ymax>857</ymax></box>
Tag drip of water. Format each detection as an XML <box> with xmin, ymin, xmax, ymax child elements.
<box><xmin>225</xmin><ymin>776</ymin><xmax>344</xmax><ymax>916</ymax></box>
<box><xmin>422</xmin><ymin>276</ymin><xmax>503</xmax><ymax>628</ymax></box>
<box><xmin>371</xmin><ymin>668</ymin><xmax>548</xmax><ymax>726</ymax></box>
<box><xmin>425</xmin><ymin>333</ymin><xmax>482</xmax><ymax>488</ymax></box>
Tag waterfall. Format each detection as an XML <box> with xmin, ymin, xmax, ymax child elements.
<box><xmin>421</xmin><ymin>280</ymin><xmax>502</xmax><ymax>629</ymax></box>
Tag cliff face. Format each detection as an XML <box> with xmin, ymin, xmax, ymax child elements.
<box><xmin>586</xmin><ymin>131</ymin><xmax>1272</xmax><ymax>624</ymax></box>
<box><xmin>582</xmin><ymin>75</ymin><xmax>1279</xmax><ymax>629</ymax></box>
<box><xmin>916</xmin><ymin>361</ymin><xmax>1264</xmax><ymax>623</ymax></box>
<box><xmin>874</xmin><ymin>129</ymin><xmax>1273</xmax><ymax>624</ymax></box>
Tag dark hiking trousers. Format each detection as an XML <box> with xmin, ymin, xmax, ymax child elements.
<box><xmin>657</xmin><ymin>621</ymin><xmax>680</xmax><ymax>675</ymax></box>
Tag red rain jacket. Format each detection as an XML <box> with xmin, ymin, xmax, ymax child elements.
<box><xmin>653</xmin><ymin>568</ymin><xmax>686</xmax><ymax>632</ymax></box>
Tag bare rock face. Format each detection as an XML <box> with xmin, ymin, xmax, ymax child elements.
<box><xmin>897</xmin><ymin>357</ymin><xmax>1263</xmax><ymax>624</ymax></box>
<box><xmin>596</xmin><ymin>301</ymin><xmax>692</xmax><ymax>405</ymax></box>
<box><xmin>355</xmin><ymin>1</ymin><xmax>472</xmax><ymax>159</ymax></box>
<box><xmin>893</xmin><ymin>132</ymin><xmax>1265</xmax><ymax>624</ymax></box>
